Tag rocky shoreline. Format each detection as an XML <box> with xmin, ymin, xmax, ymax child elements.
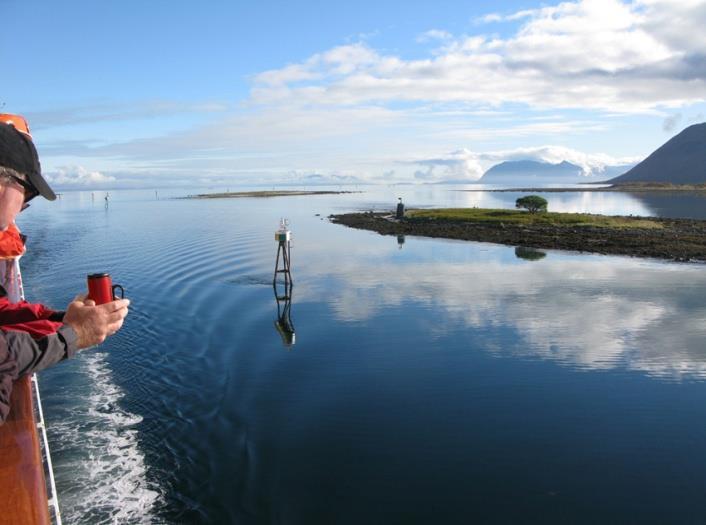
<box><xmin>330</xmin><ymin>211</ymin><xmax>706</xmax><ymax>262</ymax></box>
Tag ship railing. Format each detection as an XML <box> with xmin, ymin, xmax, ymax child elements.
<box><xmin>32</xmin><ymin>374</ymin><xmax>62</xmax><ymax>525</ymax></box>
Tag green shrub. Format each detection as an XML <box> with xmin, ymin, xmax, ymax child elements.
<box><xmin>515</xmin><ymin>195</ymin><xmax>548</xmax><ymax>213</ymax></box>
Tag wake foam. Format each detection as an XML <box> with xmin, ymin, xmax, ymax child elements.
<box><xmin>47</xmin><ymin>351</ymin><xmax>161</xmax><ymax>524</ymax></box>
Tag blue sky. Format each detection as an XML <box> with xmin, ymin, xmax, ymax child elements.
<box><xmin>2</xmin><ymin>0</ymin><xmax>705</xmax><ymax>188</ymax></box>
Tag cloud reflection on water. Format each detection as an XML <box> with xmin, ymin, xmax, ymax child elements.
<box><xmin>300</xmin><ymin>241</ymin><xmax>706</xmax><ymax>380</ymax></box>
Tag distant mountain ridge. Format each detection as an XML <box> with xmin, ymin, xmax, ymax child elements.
<box><xmin>610</xmin><ymin>123</ymin><xmax>706</xmax><ymax>184</ymax></box>
<box><xmin>480</xmin><ymin>160</ymin><xmax>584</xmax><ymax>184</ymax></box>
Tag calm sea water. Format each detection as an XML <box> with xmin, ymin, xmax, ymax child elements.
<box><xmin>16</xmin><ymin>186</ymin><xmax>706</xmax><ymax>524</ymax></box>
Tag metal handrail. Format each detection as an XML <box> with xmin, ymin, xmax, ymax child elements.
<box><xmin>31</xmin><ymin>375</ymin><xmax>62</xmax><ymax>525</ymax></box>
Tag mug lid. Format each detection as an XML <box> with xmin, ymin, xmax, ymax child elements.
<box><xmin>87</xmin><ymin>272</ymin><xmax>110</xmax><ymax>278</ymax></box>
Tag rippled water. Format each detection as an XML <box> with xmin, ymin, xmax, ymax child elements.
<box><xmin>16</xmin><ymin>186</ymin><xmax>706</xmax><ymax>524</ymax></box>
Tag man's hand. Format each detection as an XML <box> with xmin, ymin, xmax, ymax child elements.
<box><xmin>63</xmin><ymin>295</ymin><xmax>130</xmax><ymax>349</ymax></box>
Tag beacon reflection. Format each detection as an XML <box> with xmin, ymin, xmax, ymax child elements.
<box><xmin>273</xmin><ymin>281</ymin><xmax>295</xmax><ymax>347</ymax></box>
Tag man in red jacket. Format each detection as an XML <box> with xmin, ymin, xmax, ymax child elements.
<box><xmin>0</xmin><ymin>116</ymin><xmax>130</xmax><ymax>424</ymax></box>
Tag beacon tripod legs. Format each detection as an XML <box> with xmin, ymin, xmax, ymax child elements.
<box><xmin>273</xmin><ymin>239</ymin><xmax>293</xmax><ymax>290</ymax></box>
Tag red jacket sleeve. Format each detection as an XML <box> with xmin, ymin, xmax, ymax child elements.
<box><xmin>0</xmin><ymin>326</ymin><xmax>79</xmax><ymax>425</ymax></box>
<box><xmin>0</xmin><ymin>298</ymin><xmax>61</xmax><ymax>324</ymax></box>
<box><xmin>0</xmin><ymin>296</ymin><xmax>64</xmax><ymax>338</ymax></box>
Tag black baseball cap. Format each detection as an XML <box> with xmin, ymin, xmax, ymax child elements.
<box><xmin>0</xmin><ymin>119</ymin><xmax>56</xmax><ymax>201</ymax></box>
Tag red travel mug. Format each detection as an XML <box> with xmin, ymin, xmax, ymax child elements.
<box><xmin>87</xmin><ymin>273</ymin><xmax>124</xmax><ymax>305</ymax></box>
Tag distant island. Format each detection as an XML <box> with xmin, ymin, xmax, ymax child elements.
<box><xmin>331</xmin><ymin>208</ymin><xmax>706</xmax><ymax>262</ymax></box>
<box><xmin>478</xmin><ymin>160</ymin><xmax>635</xmax><ymax>185</ymax></box>
<box><xmin>183</xmin><ymin>190</ymin><xmax>359</xmax><ymax>199</ymax></box>
<box><xmin>475</xmin><ymin>122</ymin><xmax>706</xmax><ymax>188</ymax></box>
<box><xmin>480</xmin><ymin>160</ymin><xmax>583</xmax><ymax>184</ymax></box>
<box><xmin>473</xmin><ymin>122</ymin><xmax>706</xmax><ymax>192</ymax></box>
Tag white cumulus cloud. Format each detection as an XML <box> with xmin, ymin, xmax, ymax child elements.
<box><xmin>417</xmin><ymin>29</ymin><xmax>453</xmax><ymax>42</ymax></box>
<box><xmin>407</xmin><ymin>149</ymin><xmax>485</xmax><ymax>181</ymax></box>
<box><xmin>46</xmin><ymin>166</ymin><xmax>116</xmax><ymax>187</ymax></box>
<box><xmin>251</xmin><ymin>0</ymin><xmax>706</xmax><ymax>112</ymax></box>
